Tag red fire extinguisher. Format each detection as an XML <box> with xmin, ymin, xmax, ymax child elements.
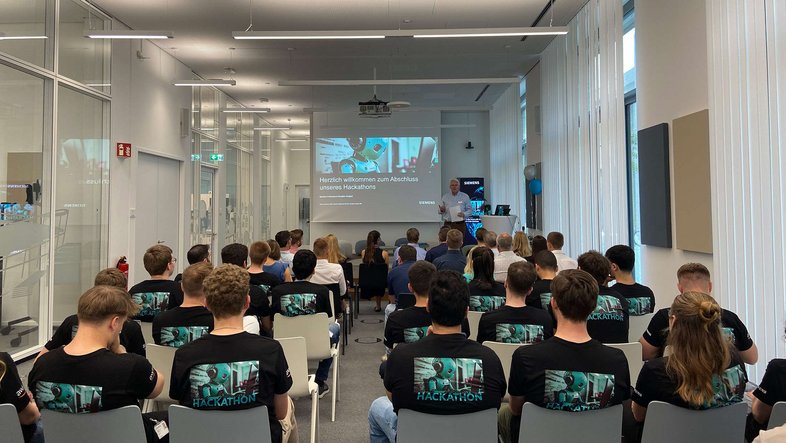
<box><xmin>116</xmin><ymin>256</ymin><xmax>129</xmax><ymax>290</ymax></box>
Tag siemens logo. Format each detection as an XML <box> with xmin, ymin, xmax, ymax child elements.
<box><xmin>463</xmin><ymin>181</ymin><xmax>480</xmax><ymax>185</ymax></box>
<box><xmin>419</xmin><ymin>201</ymin><xmax>436</xmax><ymax>205</ymax></box>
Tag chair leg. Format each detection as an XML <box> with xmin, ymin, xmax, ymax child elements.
<box><xmin>331</xmin><ymin>354</ymin><xmax>338</xmax><ymax>422</ymax></box>
<box><xmin>311</xmin><ymin>391</ymin><xmax>319</xmax><ymax>443</ymax></box>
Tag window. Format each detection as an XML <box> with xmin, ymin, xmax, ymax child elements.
<box><xmin>623</xmin><ymin>0</ymin><xmax>641</xmax><ymax>278</ymax></box>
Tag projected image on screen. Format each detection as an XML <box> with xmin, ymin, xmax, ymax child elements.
<box><xmin>313</xmin><ymin>136</ymin><xmax>441</xmax><ymax>223</ymax></box>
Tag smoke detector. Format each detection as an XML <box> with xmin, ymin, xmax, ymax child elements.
<box><xmin>388</xmin><ymin>101</ymin><xmax>411</xmax><ymax>109</ymax></box>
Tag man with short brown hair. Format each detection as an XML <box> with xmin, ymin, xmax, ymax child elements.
<box><xmin>425</xmin><ymin>226</ymin><xmax>451</xmax><ymax>263</ymax></box>
<box><xmin>153</xmin><ymin>262</ymin><xmax>214</xmax><ymax>348</ymax></box>
<box><xmin>392</xmin><ymin>227</ymin><xmax>427</xmax><ymax>266</ymax></box>
<box><xmin>546</xmin><ymin>231</ymin><xmax>577</xmax><ymax>272</ymax></box>
<box><xmin>432</xmin><ymin>229</ymin><xmax>466</xmax><ymax>273</ymax></box>
<box><xmin>129</xmin><ymin>244</ymin><xmax>184</xmax><ymax>321</ymax></box>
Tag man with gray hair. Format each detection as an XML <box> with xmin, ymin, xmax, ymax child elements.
<box><xmin>494</xmin><ymin>232</ymin><xmax>526</xmax><ymax>282</ymax></box>
<box><xmin>485</xmin><ymin>230</ymin><xmax>499</xmax><ymax>256</ymax></box>
<box><xmin>438</xmin><ymin>178</ymin><xmax>472</xmax><ymax>235</ymax></box>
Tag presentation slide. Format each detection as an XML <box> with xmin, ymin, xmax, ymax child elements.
<box><xmin>313</xmin><ymin>136</ymin><xmax>442</xmax><ymax>222</ymax></box>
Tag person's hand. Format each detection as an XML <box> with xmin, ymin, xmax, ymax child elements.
<box><xmin>109</xmin><ymin>334</ymin><xmax>126</xmax><ymax>354</ymax></box>
<box><xmin>457</xmin><ymin>212</ymin><xmax>465</xmax><ymax>218</ymax></box>
<box><xmin>438</xmin><ymin>204</ymin><xmax>446</xmax><ymax>213</ymax></box>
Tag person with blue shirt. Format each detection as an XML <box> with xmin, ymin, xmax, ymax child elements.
<box><xmin>385</xmin><ymin>245</ymin><xmax>417</xmax><ymax>323</ymax></box>
<box><xmin>439</xmin><ymin>178</ymin><xmax>472</xmax><ymax>235</ymax></box>
<box><xmin>425</xmin><ymin>226</ymin><xmax>451</xmax><ymax>263</ymax></box>
<box><xmin>433</xmin><ymin>229</ymin><xmax>466</xmax><ymax>273</ymax></box>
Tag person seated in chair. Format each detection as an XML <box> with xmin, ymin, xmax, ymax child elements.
<box><xmin>1</xmin><ymin>351</ymin><xmax>42</xmax><ymax>443</ymax></box>
<box><xmin>384</xmin><ymin>245</ymin><xmax>417</xmax><ymax>322</ymax></box>
<box><xmin>467</xmin><ymin>247</ymin><xmax>506</xmax><ymax>313</ymax></box>
<box><xmin>221</xmin><ymin>243</ymin><xmax>273</xmax><ymax>334</ymax></box>
<box><xmin>605</xmin><ymin>245</ymin><xmax>655</xmax><ymax>315</ymax></box>
<box><xmin>433</xmin><ymin>229</ymin><xmax>467</xmax><ymax>273</ymax></box>
<box><xmin>129</xmin><ymin>244</ymin><xmax>184</xmax><ymax>322</ymax></box>
<box><xmin>577</xmin><ymin>251</ymin><xmax>629</xmax><ymax>344</ymax></box>
<box><xmin>748</xmin><ymin>339</ymin><xmax>786</xmax><ymax>441</ymax></box>
<box><xmin>153</xmin><ymin>262</ymin><xmax>214</xmax><ymax>347</ymax></box>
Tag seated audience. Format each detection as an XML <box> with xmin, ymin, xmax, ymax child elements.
<box><xmin>385</xmin><ymin>245</ymin><xmax>417</xmax><ymax>321</ymax></box>
<box><xmin>486</xmin><ymin>231</ymin><xmax>499</xmax><ymax>256</ymax></box>
<box><xmin>463</xmin><ymin>245</ymin><xmax>478</xmax><ymax>282</ymax></box>
<box><xmin>632</xmin><ymin>292</ymin><xmax>747</xmax><ymax>422</ymax></box>
<box><xmin>502</xmin><ymin>269</ymin><xmax>630</xmax><ymax>443</ymax></box>
<box><xmin>577</xmin><ymin>251</ymin><xmax>629</xmax><ymax>343</ymax></box>
<box><xmin>605</xmin><ymin>245</ymin><xmax>655</xmax><ymax>315</ymax></box>
<box><xmin>265</xmin><ymin>239</ymin><xmax>293</xmax><ymax>283</ymax></box>
<box><xmin>1</xmin><ymin>352</ymin><xmax>41</xmax><ymax>443</ymax></box>
<box><xmin>29</xmin><ymin>286</ymin><xmax>165</xmax><ymax>442</ymax></box>
<box><xmin>271</xmin><ymin>250</ymin><xmax>338</xmax><ymax>397</ymax></box>
<box><xmin>474</xmin><ymin>227</ymin><xmax>489</xmax><ymax>248</ymax></box>
<box><xmin>369</xmin><ymin>270</ymin><xmax>506</xmax><ymax>443</ymax></box>
<box><xmin>493</xmin><ymin>232</ymin><xmax>526</xmax><ymax>282</ymax></box>
<box><xmin>325</xmin><ymin>233</ymin><xmax>348</xmax><ymax>264</ymax></box>
<box><xmin>425</xmin><ymin>226</ymin><xmax>451</xmax><ymax>263</ymax></box>
<box><xmin>289</xmin><ymin>228</ymin><xmax>303</xmax><ymax>255</ymax></box>
<box><xmin>526</xmin><ymin>251</ymin><xmax>559</xmax><ymax>310</ymax></box>
<box><xmin>222</xmin><ymin>243</ymin><xmax>273</xmax><ymax>334</ymax></box>
<box><xmin>749</xmin><ymin>348</ymin><xmax>786</xmax><ymax>440</ymax></box>
<box><xmin>174</xmin><ymin>243</ymin><xmax>210</xmax><ymax>282</ymax></box>
<box><xmin>38</xmin><ymin>268</ymin><xmax>146</xmax><ymax>360</ymax></box>
<box><xmin>310</xmin><ymin>237</ymin><xmax>348</xmax><ymax>317</ymax></box>
<box><xmin>528</xmin><ymin>235</ymin><xmax>548</xmax><ymax>264</ymax></box>
<box><xmin>433</xmin><ymin>229</ymin><xmax>466</xmax><ymax>273</ymax></box>
<box><xmin>547</xmin><ymin>231</ymin><xmax>578</xmax><ymax>272</ymax></box>
<box><xmin>392</xmin><ymin>228</ymin><xmax>427</xmax><ymax>266</ymax></box>
<box><xmin>153</xmin><ymin>262</ymin><xmax>214</xmax><ymax>347</ymax></box>
<box><xmin>640</xmin><ymin>263</ymin><xmax>758</xmax><ymax>364</ymax></box>
<box><xmin>276</xmin><ymin>230</ymin><xmax>295</xmax><ymax>266</ymax></box>
<box><xmin>170</xmin><ymin>264</ymin><xmax>295</xmax><ymax>443</ymax></box>
<box><xmin>129</xmin><ymin>244</ymin><xmax>184</xmax><ymax>321</ymax></box>
<box><xmin>248</xmin><ymin>240</ymin><xmax>283</xmax><ymax>293</ymax></box>
<box><xmin>512</xmin><ymin>231</ymin><xmax>532</xmax><ymax>260</ymax></box>
<box><xmin>477</xmin><ymin>261</ymin><xmax>553</xmax><ymax>344</ymax></box>
<box><xmin>361</xmin><ymin>230</ymin><xmax>389</xmax><ymax>312</ymax></box>
<box><xmin>468</xmin><ymin>247</ymin><xmax>506</xmax><ymax>312</ymax></box>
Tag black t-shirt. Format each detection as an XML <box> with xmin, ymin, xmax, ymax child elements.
<box><xmin>468</xmin><ymin>280</ymin><xmax>506</xmax><ymax>312</ymax></box>
<box><xmin>383</xmin><ymin>333</ymin><xmax>506</xmax><ymax>415</ymax></box>
<box><xmin>476</xmin><ymin>305</ymin><xmax>554</xmax><ymax>344</ymax></box>
<box><xmin>247</xmin><ymin>284</ymin><xmax>273</xmax><ymax>319</ymax></box>
<box><xmin>642</xmin><ymin>306</ymin><xmax>754</xmax><ymax>353</ymax></box>
<box><xmin>29</xmin><ymin>347</ymin><xmax>158</xmax><ymax>413</ymax></box>
<box><xmin>610</xmin><ymin>282</ymin><xmax>655</xmax><ymax>315</ymax></box>
<box><xmin>586</xmin><ymin>287</ymin><xmax>629</xmax><ymax>344</ymax></box>
<box><xmin>632</xmin><ymin>354</ymin><xmax>747</xmax><ymax>409</ymax></box>
<box><xmin>249</xmin><ymin>271</ymin><xmax>282</xmax><ymax>295</ymax></box>
<box><xmin>526</xmin><ymin>279</ymin><xmax>553</xmax><ymax>310</ymax></box>
<box><xmin>270</xmin><ymin>280</ymin><xmax>332</xmax><ymax>318</ymax></box>
<box><xmin>152</xmin><ymin>306</ymin><xmax>214</xmax><ymax>348</ymax></box>
<box><xmin>128</xmin><ymin>279</ymin><xmax>184</xmax><ymax>321</ymax></box>
<box><xmin>44</xmin><ymin>314</ymin><xmax>146</xmax><ymax>357</ymax></box>
<box><xmin>383</xmin><ymin>306</ymin><xmax>471</xmax><ymax>348</ymax></box>
<box><xmin>170</xmin><ymin>332</ymin><xmax>293</xmax><ymax>443</ymax></box>
<box><xmin>753</xmin><ymin>359</ymin><xmax>786</xmax><ymax>407</ymax></box>
<box><xmin>1</xmin><ymin>352</ymin><xmax>35</xmax><ymax>441</ymax></box>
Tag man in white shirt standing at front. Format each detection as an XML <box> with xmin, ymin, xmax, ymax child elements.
<box><xmin>439</xmin><ymin>178</ymin><xmax>472</xmax><ymax>236</ymax></box>
<box><xmin>494</xmin><ymin>232</ymin><xmax>526</xmax><ymax>282</ymax></box>
<box><xmin>310</xmin><ymin>237</ymin><xmax>347</xmax><ymax>298</ymax></box>
<box><xmin>547</xmin><ymin>231</ymin><xmax>578</xmax><ymax>272</ymax></box>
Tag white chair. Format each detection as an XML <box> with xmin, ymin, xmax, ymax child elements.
<box><xmin>0</xmin><ymin>404</ymin><xmax>24</xmax><ymax>443</ymax></box>
<box><xmin>768</xmin><ymin>401</ymin><xmax>786</xmax><ymax>429</ymax></box>
<box><xmin>138</xmin><ymin>320</ymin><xmax>154</xmax><ymax>344</ymax></box>
<box><xmin>483</xmin><ymin>341</ymin><xmax>528</xmax><ymax>402</ymax></box>
<box><xmin>640</xmin><ymin>401</ymin><xmax>747</xmax><ymax>443</ymax></box>
<box><xmin>519</xmin><ymin>403</ymin><xmax>623</xmax><ymax>443</ymax></box>
<box><xmin>277</xmin><ymin>337</ymin><xmax>320</xmax><ymax>443</ymax></box>
<box><xmin>143</xmin><ymin>344</ymin><xmax>178</xmax><ymax>412</ymax></box>
<box><xmin>397</xmin><ymin>408</ymin><xmax>498</xmax><ymax>443</ymax></box>
<box><xmin>467</xmin><ymin>311</ymin><xmax>483</xmax><ymax>341</ymax></box>
<box><xmin>41</xmin><ymin>405</ymin><xmax>146</xmax><ymax>443</ymax></box>
<box><xmin>605</xmin><ymin>342</ymin><xmax>644</xmax><ymax>386</ymax></box>
<box><xmin>274</xmin><ymin>313</ymin><xmax>340</xmax><ymax>422</ymax></box>
<box><xmin>169</xmin><ymin>404</ymin><xmax>272</xmax><ymax>443</ymax></box>
<box><xmin>628</xmin><ymin>313</ymin><xmax>655</xmax><ymax>342</ymax></box>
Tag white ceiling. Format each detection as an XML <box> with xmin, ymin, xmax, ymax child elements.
<box><xmin>86</xmin><ymin>0</ymin><xmax>588</xmax><ymax>130</ymax></box>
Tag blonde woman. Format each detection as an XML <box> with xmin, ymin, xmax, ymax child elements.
<box><xmin>512</xmin><ymin>231</ymin><xmax>532</xmax><ymax>259</ymax></box>
<box><xmin>326</xmin><ymin>234</ymin><xmax>347</xmax><ymax>264</ymax></box>
<box><xmin>463</xmin><ymin>245</ymin><xmax>478</xmax><ymax>282</ymax></box>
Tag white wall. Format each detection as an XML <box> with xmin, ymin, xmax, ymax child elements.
<box><xmin>109</xmin><ymin>39</ymin><xmax>193</xmax><ymax>284</ymax></box>
<box><xmin>636</xmin><ymin>0</ymin><xmax>713</xmax><ymax>308</ymax></box>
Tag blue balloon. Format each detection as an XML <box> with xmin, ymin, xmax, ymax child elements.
<box><xmin>528</xmin><ymin>179</ymin><xmax>543</xmax><ymax>195</ymax></box>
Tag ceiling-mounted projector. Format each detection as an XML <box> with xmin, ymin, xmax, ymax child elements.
<box><xmin>359</xmin><ymin>94</ymin><xmax>391</xmax><ymax>118</ymax></box>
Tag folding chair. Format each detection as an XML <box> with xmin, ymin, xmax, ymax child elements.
<box><xmin>325</xmin><ymin>287</ymin><xmax>347</xmax><ymax>355</ymax></box>
<box><xmin>640</xmin><ymin>401</ymin><xmax>747</xmax><ymax>443</ymax></box>
<box><xmin>142</xmin><ymin>344</ymin><xmax>178</xmax><ymax>412</ymax></box>
<box><xmin>467</xmin><ymin>311</ymin><xmax>483</xmax><ymax>341</ymax></box>
<box><xmin>394</xmin><ymin>238</ymin><xmax>408</xmax><ymax>247</ymax></box>
<box><xmin>277</xmin><ymin>337</ymin><xmax>320</xmax><ymax>443</ymax></box>
<box><xmin>605</xmin><ymin>342</ymin><xmax>644</xmax><ymax>386</ymax></box>
<box><xmin>768</xmin><ymin>401</ymin><xmax>786</xmax><ymax>429</ymax></box>
<box><xmin>397</xmin><ymin>408</ymin><xmax>498</xmax><ymax>443</ymax></box>
<box><xmin>628</xmin><ymin>313</ymin><xmax>655</xmax><ymax>342</ymax></box>
<box><xmin>41</xmin><ymin>405</ymin><xmax>146</xmax><ymax>443</ymax></box>
<box><xmin>340</xmin><ymin>261</ymin><xmax>355</xmax><ymax>325</ymax></box>
<box><xmin>169</xmin><ymin>405</ymin><xmax>272</xmax><ymax>443</ymax></box>
<box><xmin>274</xmin><ymin>313</ymin><xmax>340</xmax><ymax>422</ymax></box>
<box><xmin>483</xmin><ymin>341</ymin><xmax>528</xmax><ymax>401</ymax></box>
<box><xmin>0</xmin><ymin>404</ymin><xmax>24</xmax><ymax>443</ymax></box>
<box><xmin>519</xmin><ymin>403</ymin><xmax>623</xmax><ymax>443</ymax></box>
<box><xmin>138</xmin><ymin>320</ymin><xmax>154</xmax><ymax>344</ymax></box>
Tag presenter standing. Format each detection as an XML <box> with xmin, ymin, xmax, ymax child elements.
<box><xmin>439</xmin><ymin>178</ymin><xmax>472</xmax><ymax>235</ymax></box>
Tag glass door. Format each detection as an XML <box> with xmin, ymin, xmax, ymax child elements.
<box><xmin>198</xmin><ymin>167</ymin><xmax>216</xmax><ymax>254</ymax></box>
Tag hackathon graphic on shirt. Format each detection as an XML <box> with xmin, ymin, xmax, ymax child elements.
<box><xmin>588</xmin><ymin>295</ymin><xmax>625</xmax><ymax>321</ymax></box>
<box><xmin>161</xmin><ymin>326</ymin><xmax>209</xmax><ymax>348</ymax></box>
<box><xmin>35</xmin><ymin>381</ymin><xmax>102</xmax><ymax>413</ymax></box>
<box><xmin>280</xmin><ymin>293</ymin><xmax>318</xmax><ymax>316</ymax></box>
<box><xmin>403</xmin><ymin>326</ymin><xmax>429</xmax><ymax>343</ymax></box>
<box><xmin>469</xmin><ymin>295</ymin><xmax>505</xmax><ymax>312</ymax></box>
<box><xmin>495</xmin><ymin>323</ymin><xmax>545</xmax><ymax>344</ymax></box>
<box><xmin>708</xmin><ymin>365</ymin><xmax>746</xmax><ymax>407</ymax></box>
<box><xmin>414</xmin><ymin>357</ymin><xmax>484</xmax><ymax>402</ymax></box>
<box><xmin>628</xmin><ymin>297</ymin><xmax>653</xmax><ymax>315</ymax></box>
<box><xmin>544</xmin><ymin>370</ymin><xmax>615</xmax><ymax>411</ymax></box>
<box><xmin>188</xmin><ymin>361</ymin><xmax>259</xmax><ymax>408</ymax></box>
<box><xmin>540</xmin><ymin>293</ymin><xmax>553</xmax><ymax>310</ymax></box>
<box><xmin>131</xmin><ymin>292</ymin><xmax>169</xmax><ymax>318</ymax></box>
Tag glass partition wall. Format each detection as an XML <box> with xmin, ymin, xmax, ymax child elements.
<box><xmin>0</xmin><ymin>0</ymin><xmax>110</xmax><ymax>359</ymax></box>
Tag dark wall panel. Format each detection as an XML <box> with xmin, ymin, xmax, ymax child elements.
<box><xmin>638</xmin><ymin>123</ymin><xmax>672</xmax><ymax>248</ymax></box>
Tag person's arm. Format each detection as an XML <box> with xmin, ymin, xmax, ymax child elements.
<box><xmin>751</xmin><ymin>397</ymin><xmax>773</xmax><ymax>425</ymax></box>
<box><xmin>18</xmin><ymin>400</ymin><xmax>40</xmax><ymax>425</ymax></box>
<box><xmin>274</xmin><ymin>393</ymin><xmax>289</xmax><ymax>420</ymax></box>
<box><xmin>639</xmin><ymin>337</ymin><xmax>660</xmax><ymax>361</ymax></box>
<box><xmin>631</xmin><ymin>401</ymin><xmax>647</xmax><ymax>422</ymax></box>
<box><xmin>382</xmin><ymin>250</ymin><xmax>389</xmax><ymax>265</ymax></box>
<box><xmin>338</xmin><ymin>268</ymin><xmax>347</xmax><ymax>296</ymax></box>
<box><xmin>34</xmin><ymin>347</ymin><xmax>48</xmax><ymax>363</ymax></box>
<box><xmin>283</xmin><ymin>267</ymin><xmax>292</xmax><ymax>282</ymax></box>
<box><xmin>740</xmin><ymin>343</ymin><xmax>759</xmax><ymax>365</ymax></box>
<box><xmin>509</xmin><ymin>395</ymin><xmax>524</xmax><ymax>416</ymax></box>
<box><xmin>146</xmin><ymin>370</ymin><xmax>165</xmax><ymax>399</ymax></box>
<box><xmin>260</xmin><ymin>315</ymin><xmax>273</xmax><ymax>334</ymax></box>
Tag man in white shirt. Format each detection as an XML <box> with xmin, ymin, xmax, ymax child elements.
<box><xmin>494</xmin><ymin>233</ymin><xmax>526</xmax><ymax>282</ymax></box>
<box><xmin>392</xmin><ymin>228</ymin><xmax>427</xmax><ymax>267</ymax></box>
<box><xmin>547</xmin><ymin>231</ymin><xmax>578</xmax><ymax>272</ymax></box>
<box><xmin>439</xmin><ymin>178</ymin><xmax>472</xmax><ymax>235</ymax></box>
<box><xmin>310</xmin><ymin>237</ymin><xmax>347</xmax><ymax>297</ymax></box>
<box><xmin>276</xmin><ymin>230</ymin><xmax>294</xmax><ymax>266</ymax></box>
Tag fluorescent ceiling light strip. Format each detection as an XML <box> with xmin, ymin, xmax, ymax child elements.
<box><xmin>0</xmin><ymin>34</ymin><xmax>48</xmax><ymax>40</ymax></box>
<box><xmin>254</xmin><ymin>127</ymin><xmax>291</xmax><ymax>130</ymax></box>
<box><xmin>276</xmin><ymin>138</ymin><xmax>307</xmax><ymax>142</ymax></box>
<box><xmin>233</xmin><ymin>27</ymin><xmax>567</xmax><ymax>40</ymax></box>
<box><xmin>280</xmin><ymin>77</ymin><xmax>518</xmax><ymax>86</ymax></box>
<box><xmin>223</xmin><ymin>108</ymin><xmax>270</xmax><ymax>113</ymax></box>
<box><xmin>290</xmin><ymin>148</ymin><xmax>310</xmax><ymax>151</ymax></box>
<box><xmin>234</xmin><ymin>31</ymin><xmax>384</xmax><ymax>40</ymax></box>
<box><xmin>173</xmin><ymin>80</ymin><xmax>236</xmax><ymax>86</ymax></box>
<box><xmin>85</xmin><ymin>83</ymin><xmax>111</xmax><ymax>87</ymax></box>
<box><xmin>413</xmin><ymin>27</ymin><xmax>568</xmax><ymax>38</ymax></box>
<box><xmin>85</xmin><ymin>30</ymin><xmax>173</xmax><ymax>39</ymax></box>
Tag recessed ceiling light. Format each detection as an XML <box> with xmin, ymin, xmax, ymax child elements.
<box><xmin>223</xmin><ymin>108</ymin><xmax>270</xmax><ymax>113</ymax></box>
<box><xmin>254</xmin><ymin>126</ymin><xmax>292</xmax><ymax>130</ymax></box>
<box><xmin>85</xmin><ymin>30</ymin><xmax>174</xmax><ymax>39</ymax></box>
<box><xmin>173</xmin><ymin>79</ymin><xmax>236</xmax><ymax>86</ymax></box>
<box><xmin>232</xmin><ymin>27</ymin><xmax>567</xmax><ymax>40</ymax></box>
<box><xmin>0</xmin><ymin>33</ymin><xmax>48</xmax><ymax>40</ymax></box>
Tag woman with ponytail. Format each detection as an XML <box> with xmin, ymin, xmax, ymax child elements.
<box><xmin>0</xmin><ymin>352</ymin><xmax>41</xmax><ymax>442</ymax></box>
<box><xmin>631</xmin><ymin>292</ymin><xmax>747</xmax><ymax>422</ymax></box>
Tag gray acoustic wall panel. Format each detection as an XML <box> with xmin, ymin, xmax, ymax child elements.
<box><xmin>638</xmin><ymin>123</ymin><xmax>672</xmax><ymax>248</ymax></box>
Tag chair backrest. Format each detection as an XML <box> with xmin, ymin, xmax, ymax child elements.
<box><xmin>138</xmin><ymin>320</ymin><xmax>154</xmax><ymax>344</ymax></box>
<box><xmin>604</xmin><ymin>342</ymin><xmax>643</xmax><ymax>386</ymax></box>
<box><xmin>0</xmin><ymin>404</ymin><xmax>24</xmax><ymax>443</ymax></box>
<box><xmin>396</xmin><ymin>293</ymin><xmax>416</xmax><ymax>310</ymax></box>
<box><xmin>169</xmin><ymin>404</ymin><xmax>271</xmax><ymax>443</ymax></box>
<box><xmin>273</xmin><ymin>312</ymin><xmax>331</xmax><ymax>360</ymax></box>
<box><xmin>276</xmin><ymin>337</ymin><xmax>313</xmax><ymax>399</ymax></box>
<box><xmin>324</xmin><ymin>284</ymin><xmax>342</xmax><ymax>319</ymax></box>
<box><xmin>467</xmin><ymin>310</ymin><xmax>483</xmax><ymax>341</ymax></box>
<box><xmin>483</xmin><ymin>341</ymin><xmax>527</xmax><ymax>384</ymax></box>
<box><xmin>519</xmin><ymin>403</ymin><xmax>623</xmax><ymax>443</ymax></box>
<box><xmin>359</xmin><ymin>263</ymin><xmax>388</xmax><ymax>289</ymax></box>
<box><xmin>628</xmin><ymin>312</ymin><xmax>655</xmax><ymax>342</ymax></box>
<box><xmin>640</xmin><ymin>401</ymin><xmax>747</xmax><ymax>443</ymax></box>
<box><xmin>339</xmin><ymin>241</ymin><xmax>353</xmax><ymax>259</ymax></box>
<box><xmin>397</xmin><ymin>408</ymin><xmax>498</xmax><ymax>443</ymax></box>
<box><xmin>340</xmin><ymin>261</ymin><xmax>354</xmax><ymax>288</ymax></box>
<box><xmin>769</xmin><ymin>402</ymin><xmax>786</xmax><ymax>429</ymax></box>
<box><xmin>395</xmin><ymin>237</ymin><xmax>408</xmax><ymax>247</ymax></box>
<box><xmin>354</xmin><ymin>240</ymin><xmax>367</xmax><ymax>256</ymax></box>
<box><xmin>41</xmin><ymin>405</ymin><xmax>146</xmax><ymax>443</ymax></box>
<box><xmin>462</xmin><ymin>245</ymin><xmax>474</xmax><ymax>256</ymax></box>
<box><xmin>145</xmin><ymin>344</ymin><xmax>178</xmax><ymax>403</ymax></box>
